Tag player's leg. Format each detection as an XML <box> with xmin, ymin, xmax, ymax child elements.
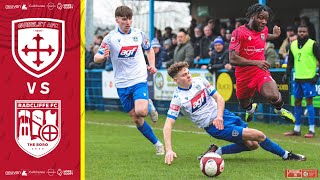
<box><xmin>284</xmin><ymin>81</ymin><xmax>303</xmax><ymax>136</ymax></box>
<box><xmin>132</xmin><ymin>82</ymin><xmax>158</xmax><ymax>122</ymax></box>
<box><xmin>132</xmin><ymin>83</ymin><xmax>164</xmax><ymax>155</ymax></box>
<box><xmin>236</xmin><ymin>80</ymin><xmax>257</xmax><ymax>122</ymax></box>
<box><xmin>148</xmin><ymin>99</ymin><xmax>158</xmax><ymax>123</ymax></box>
<box><xmin>199</xmin><ymin>110</ymin><xmax>255</xmax><ymax>159</ymax></box>
<box><xmin>197</xmin><ymin>141</ymin><xmax>257</xmax><ymax>160</ymax></box>
<box><xmin>303</xmin><ymin>82</ymin><xmax>317</xmax><ymax>138</ymax></box>
<box><xmin>239</xmin><ymin>98</ymin><xmax>258</xmax><ymax>122</ymax></box>
<box><xmin>259</xmin><ymin>80</ymin><xmax>295</xmax><ymax>123</ymax></box>
<box><xmin>305</xmin><ymin>97</ymin><xmax>315</xmax><ymax>137</ymax></box>
<box><xmin>242</xmin><ymin>128</ymin><xmax>306</xmax><ymax>161</ymax></box>
<box><xmin>117</xmin><ymin>83</ymin><xmax>164</xmax><ymax>155</ymax></box>
<box><xmin>284</xmin><ymin>97</ymin><xmax>302</xmax><ymax>136</ymax></box>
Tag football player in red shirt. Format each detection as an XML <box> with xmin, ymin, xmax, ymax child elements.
<box><xmin>229</xmin><ymin>4</ymin><xmax>295</xmax><ymax>123</ymax></box>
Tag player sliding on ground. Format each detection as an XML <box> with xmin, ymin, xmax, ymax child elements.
<box><xmin>163</xmin><ymin>62</ymin><xmax>306</xmax><ymax>165</ymax></box>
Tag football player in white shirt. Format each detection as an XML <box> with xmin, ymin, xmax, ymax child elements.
<box><xmin>163</xmin><ymin>62</ymin><xmax>305</xmax><ymax>165</ymax></box>
<box><xmin>94</xmin><ymin>6</ymin><xmax>164</xmax><ymax>155</ymax></box>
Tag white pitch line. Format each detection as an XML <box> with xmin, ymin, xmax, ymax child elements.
<box><xmin>87</xmin><ymin>121</ymin><xmax>320</xmax><ymax>146</ymax></box>
<box><xmin>87</xmin><ymin>121</ymin><xmax>206</xmax><ymax>135</ymax></box>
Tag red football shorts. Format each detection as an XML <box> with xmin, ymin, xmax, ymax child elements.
<box><xmin>236</xmin><ymin>69</ymin><xmax>274</xmax><ymax>99</ymax></box>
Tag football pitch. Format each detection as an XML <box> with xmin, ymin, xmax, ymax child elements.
<box><xmin>86</xmin><ymin>111</ymin><xmax>319</xmax><ymax>180</ymax></box>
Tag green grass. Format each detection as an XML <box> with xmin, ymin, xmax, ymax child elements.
<box><xmin>86</xmin><ymin>111</ymin><xmax>320</xmax><ymax>180</ymax></box>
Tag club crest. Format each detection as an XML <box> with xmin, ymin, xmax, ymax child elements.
<box><xmin>15</xmin><ymin>100</ymin><xmax>61</xmax><ymax>158</ymax></box>
<box><xmin>12</xmin><ymin>18</ymin><xmax>65</xmax><ymax>78</ymax></box>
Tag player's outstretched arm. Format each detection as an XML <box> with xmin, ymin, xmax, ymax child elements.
<box><xmin>212</xmin><ymin>92</ymin><xmax>225</xmax><ymax>130</ymax></box>
<box><xmin>267</xmin><ymin>25</ymin><xmax>281</xmax><ymax>40</ymax></box>
<box><xmin>163</xmin><ymin>117</ymin><xmax>177</xmax><ymax>165</ymax></box>
<box><xmin>229</xmin><ymin>51</ymin><xmax>270</xmax><ymax>71</ymax></box>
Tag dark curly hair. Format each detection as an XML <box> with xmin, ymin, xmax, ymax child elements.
<box><xmin>245</xmin><ymin>3</ymin><xmax>273</xmax><ymax>21</ymax></box>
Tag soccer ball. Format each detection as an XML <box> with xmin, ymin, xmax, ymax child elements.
<box><xmin>200</xmin><ymin>152</ymin><xmax>224</xmax><ymax>177</ymax></box>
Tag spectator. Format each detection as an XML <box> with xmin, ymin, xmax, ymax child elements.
<box><xmin>235</xmin><ymin>18</ymin><xmax>246</xmax><ymax>29</ymax></box>
<box><xmin>86</xmin><ymin>45</ymin><xmax>106</xmax><ymax>69</ymax></box>
<box><xmin>163</xmin><ymin>39</ymin><xmax>174</xmax><ymax>61</ymax></box>
<box><xmin>192</xmin><ymin>25</ymin><xmax>204</xmax><ymax>59</ymax></box>
<box><xmin>94</xmin><ymin>35</ymin><xmax>103</xmax><ymax>46</ymax></box>
<box><xmin>187</xmin><ymin>18</ymin><xmax>197</xmax><ymax>43</ymax></box>
<box><xmin>151</xmin><ymin>38</ymin><xmax>169</xmax><ymax>69</ymax></box>
<box><xmin>163</xmin><ymin>26</ymin><xmax>176</xmax><ymax>41</ymax></box>
<box><xmin>224</xmin><ymin>29</ymin><xmax>232</xmax><ymax>49</ymax></box>
<box><xmin>207</xmin><ymin>18</ymin><xmax>220</xmax><ymax>37</ymax></box>
<box><xmin>155</xmin><ymin>28</ymin><xmax>164</xmax><ymax>45</ymax></box>
<box><xmin>195</xmin><ymin>25</ymin><xmax>216</xmax><ymax>63</ymax></box>
<box><xmin>227</xmin><ymin>18</ymin><xmax>236</xmax><ymax>32</ymax></box>
<box><xmin>300</xmin><ymin>16</ymin><xmax>316</xmax><ymax>40</ymax></box>
<box><xmin>293</xmin><ymin>17</ymin><xmax>301</xmax><ymax>32</ymax></box>
<box><xmin>264</xmin><ymin>42</ymin><xmax>279</xmax><ymax>68</ymax></box>
<box><xmin>220</xmin><ymin>26</ymin><xmax>227</xmax><ymax>40</ymax></box>
<box><xmin>206</xmin><ymin>37</ymin><xmax>231</xmax><ymax>73</ymax></box>
<box><xmin>279</xmin><ymin>26</ymin><xmax>296</xmax><ymax>59</ymax></box>
<box><xmin>164</xmin><ymin>30</ymin><xmax>194</xmax><ymax>68</ymax></box>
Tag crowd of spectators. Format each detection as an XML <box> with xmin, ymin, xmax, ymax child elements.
<box><xmin>86</xmin><ymin>16</ymin><xmax>317</xmax><ymax>74</ymax></box>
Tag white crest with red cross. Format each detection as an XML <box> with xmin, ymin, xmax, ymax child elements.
<box><xmin>15</xmin><ymin>100</ymin><xmax>61</xmax><ymax>158</ymax></box>
<box><xmin>12</xmin><ymin>18</ymin><xmax>65</xmax><ymax>78</ymax></box>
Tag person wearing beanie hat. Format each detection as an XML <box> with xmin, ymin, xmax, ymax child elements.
<box><xmin>206</xmin><ymin>36</ymin><xmax>233</xmax><ymax>73</ymax></box>
<box><xmin>151</xmin><ymin>38</ymin><xmax>169</xmax><ymax>69</ymax></box>
<box><xmin>163</xmin><ymin>39</ymin><xmax>172</xmax><ymax>47</ymax></box>
<box><xmin>213</xmin><ymin>37</ymin><xmax>224</xmax><ymax>45</ymax></box>
<box><xmin>151</xmin><ymin>38</ymin><xmax>161</xmax><ymax>48</ymax></box>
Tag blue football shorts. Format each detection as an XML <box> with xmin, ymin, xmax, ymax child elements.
<box><xmin>293</xmin><ymin>81</ymin><xmax>317</xmax><ymax>99</ymax></box>
<box><xmin>117</xmin><ymin>82</ymin><xmax>149</xmax><ymax>112</ymax></box>
<box><xmin>205</xmin><ymin>109</ymin><xmax>248</xmax><ymax>144</ymax></box>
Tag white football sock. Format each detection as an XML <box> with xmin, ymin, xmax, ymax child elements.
<box><xmin>215</xmin><ymin>147</ymin><xmax>222</xmax><ymax>155</ymax></box>
<box><xmin>154</xmin><ymin>141</ymin><xmax>163</xmax><ymax>146</ymax></box>
<box><xmin>282</xmin><ymin>151</ymin><xmax>289</xmax><ymax>159</ymax></box>
<box><xmin>309</xmin><ymin>125</ymin><xmax>315</xmax><ymax>133</ymax></box>
<box><xmin>294</xmin><ymin>125</ymin><xmax>301</xmax><ymax>132</ymax></box>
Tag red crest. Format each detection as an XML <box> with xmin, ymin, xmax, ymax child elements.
<box><xmin>12</xmin><ymin>18</ymin><xmax>65</xmax><ymax>78</ymax></box>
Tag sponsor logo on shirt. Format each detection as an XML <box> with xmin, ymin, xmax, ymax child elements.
<box><xmin>191</xmin><ymin>90</ymin><xmax>206</xmax><ymax>113</ymax></box>
<box><xmin>101</xmin><ymin>42</ymin><xmax>107</xmax><ymax>48</ymax></box>
<box><xmin>231</xmin><ymin>37</ymin><xmax>235</xmax><ymax>43</ymax></box>
<box><xmin>170</xmin><ymin>104</ymin><xmax>180</xmax><ymax>111</ymax></box>
<box><xmin>244</xmin><ymin>46</ymin><xmax>264</xmax><ymax>55</ymax></box>
<box><xmin>118</xmin><ymin>45</ymin><xmax>138</xmax><ymax>58</ymax></box>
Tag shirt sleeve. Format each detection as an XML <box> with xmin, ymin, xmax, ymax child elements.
<box><xmin>98</xmin><ymin>35</ymin><xmax>111</xmax><ymax>55</ymax></box>
<box><xmin>141</xmin><ymin>31</ymin><xmax>151</xmax><ymax>51</ymax></box>
<box><xmin>228</xmin><ymin>29</ymin><xmax>241</xmax><ymax>53</ymax></box>
<box><xmin>201</xmin><ymin>77</ymin><xmax>216</xmax><ymax>96</ymax></box>
<box><xmin>167</xmin><ymin>93</ymin><xmax>181</xmax><ymax>120</ymax></box>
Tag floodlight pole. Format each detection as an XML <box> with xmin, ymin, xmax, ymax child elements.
<box><xmin>149</xmin><ymin>0</ymin><xmax>154</xmax><ymax>41</ymax></box>
<box><xmin>259</xmin><ymin>0</ymin><xmax>266</xmax><ymax>5</ymax></box>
